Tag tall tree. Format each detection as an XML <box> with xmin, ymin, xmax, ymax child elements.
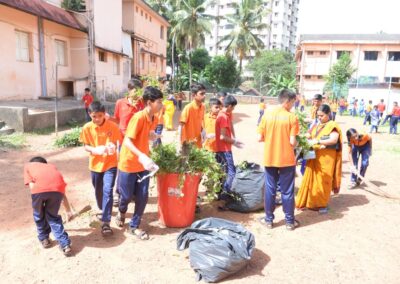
<box><xmin>219</xmin><ymin>0</ymin><xmax>269</xmax><ymax>75</ymax></box>
<box><xmin>170</xmin><ymin>0</ymin><xmax>214</xmax><ymax>85</ymax></box>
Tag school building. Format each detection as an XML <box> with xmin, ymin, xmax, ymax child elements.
<box><xmin>0</xmin><ymin>0</ymin><xmax>169</xmax><ymax>101</ymax></box>
<box><xmin>295</xmin><ymin>34</ymin><xmax>400</xmax><ymax>99</ymax></box>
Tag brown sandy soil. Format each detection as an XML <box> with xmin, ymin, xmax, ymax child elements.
<box><xmin>0</xmin><ymin>104</ymin><xmax>399</xmax><ymax>283</ymax></box>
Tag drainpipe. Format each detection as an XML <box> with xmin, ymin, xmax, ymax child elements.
<box><xmin>38</xmin><ymin>16</ymin><xmax>47</xmax><ymax>97</ymax></box>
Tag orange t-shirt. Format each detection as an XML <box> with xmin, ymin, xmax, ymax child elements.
<box><xmin>377</xmin><ymin>103</ymin><xmax>386</xmax><ymax>113</ymax></box>
<box><xmin>114</xmin><ymin>97</ymin><xmax>145</xmax><ymax>136</ymax></box>
<box><xmin>82</xmin><ymin>94</ymin><xmax>93</xmax><ymax>108</ymax></box>
<box><xmin>118</xmin><ymin>110</ymin><xmax>158</xmax><ymax>173</ymax></box>
<box><xmin>391</xmin><ymin>106</ymin><xmax>400</xmax><ymax>116</ymax></box>
<box><xmin>258</xmin><ymin>107</ymin><xmax>299</xmax><ymax>167</ymax></box>
<box><xmin>215</xmin><ymin>110</ymin><xmax>233</xmax><ymax>152</ymax></box>
<box><xmin>180</xmin><ymin>101</ymin><xmax>205</xmax><ymax>148</ymax></box>
<box><xmin>349</xmin><ymin>133</ymin><xmax>371</xmax><ymax>147</ymax></box>
<box><xmin>259</xmin><ymin>103</ymin><xmax>266</xmax><ymax>110</ymax></box>
<box><xmin>203</xmin><ymin>112</ymin><xmax>217</xmax><ymax>152</ymax></box>
<box><xmin>24</xmin><ymin>162</ymin><xmax>66</xmax><ymax>194</ymax></box>
<box><xmin>80</xmin><ymin>120</ymin><xmax>122</xmax><ymax>172</ymax></box>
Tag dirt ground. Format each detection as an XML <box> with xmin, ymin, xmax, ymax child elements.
<box><xmin>1</xmin><ymin>104</ymin><xmax>399</xmax><ymax>284</ymax></box>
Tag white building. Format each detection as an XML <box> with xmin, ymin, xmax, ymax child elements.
<box><xmin>204</xmin><ymin>0</ymin><xmax>300</xmax><ymax>77</ymax></box>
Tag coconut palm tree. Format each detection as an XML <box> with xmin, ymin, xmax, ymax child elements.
<box><xmin>219</xmin><ymin>0</ymin><xmax>269</xmax><ymax>75</ymax></box>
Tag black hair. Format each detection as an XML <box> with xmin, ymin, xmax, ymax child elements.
<box><xmin>380</xmin><ymin>99</ymin><xmax>384</xmax><ymax>102</ymax></box>
<box><xmin>346</xmin><ymin>128</ymin><xmax>358</xmax><ymax>144</ymax></box>
<box><xmin>84</xmin><ymin>87</ymin><xmax>90</xmax><ymax>92</ymax></box>
<box><xmin>318</xmin><ymin>104</ymin><xmax>331</xmax><ymax>115</ymax></box>
<box><xmin>260</xmin><ymin>98</ymin><xmax>265</xmax><ymax>102</ymax></box>
<box><xmin>30</xmin><ymin>156</ymin><xmax>47</xmax><ymax>164</ymax></box>
<box><xmin>209</xmin><ymin>98</ymin><xmax>222</xmax><ymax>107</ymax></box>
<box><xmin>394</xmin><ymin>101</ymin><xmax>398</xmax><ymax>105</ymax></box>
<box><xmin>142</xmin><ymin>86</ymin><xmax>163</xmax><ymax>103</ymax></box>
<box><xmin>278</xmin><ymin>89</ymin><xmax>296</xmax><ymax>103</ymax></box>
<box><xmin>369</xmin><ymin>100</ymin><xmax>372</xmax><ymax>103</ymax></box>
<box><xmin>313</xmin><ymin>94</ymin><xmax>323</xmax><ymax>101</ymax></box>
<box><xmin>217</xmin><ymin>91</ymin><xmax>227</xmax><ymax>99</ymax></box>
<box><xmin>223</xmin><ymin>95</ymin><xmax>238</xmax><ymax>107</ymax></box>
<box><xmin>88</xmin><ymin>101</ymin><xmax>105</xmax><ymax>113</ymax></box>
<box><xmin>190</xmin><ymin>83</ymin><xmax>206</xmax><ymax>94</ymax></box>
<box><xmin>128</xmin><ymin>78</ymin><xmax>143</xmax><ymax>90</ymax></box>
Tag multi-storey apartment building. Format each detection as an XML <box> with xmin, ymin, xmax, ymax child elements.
<box><xmin>295</xmin><ymin>34</ymin><xmax>400</xmax><ymax>99</ymax></box>
<box><xmin>205</xmin><ymin>0</ymin><xmax>300</xmax><ymax>77</ymax></box>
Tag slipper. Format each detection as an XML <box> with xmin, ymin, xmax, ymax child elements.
<box><xmin>101</xmin><ymin>223</ymin><xmax>113</xmax><ymax>236</ymax></box>
<box><xmin>286</xmin><ymin>220</ymin><xmax>300</xmax><ymax>231</ymax></box>
<box><xmin>41</xmin><ymin>238</ymin><xmax>52</xmax><ymax>249</ymax></box>
<box><xmin>61</xmin><ymin>245</ymin><xmax>72</xmax><ymax>257</ymax></box>
<box><xmin>115</xmin><ymin>213</ymin><xmax>125</xmax><ymax>228</ymax></box>
<box><xmin>259</xmin><ymin>217</ymin><xmax>273</xmax><ymax>229</ymax></box>
<box><xmin>129</xmin><ymin>228</ymin><xmax>149</xmax><ymax>240</ymax></box>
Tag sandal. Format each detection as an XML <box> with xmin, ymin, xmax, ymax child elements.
<box><xmin>101</xmin><ymin>223</ymin><xmax>113</xmax><ymax>236</ymax></box>
<box><xmin>259</xmin><ymin>218</ymin><xmax>273</xmax><ymax>229</ymax></box>
<box><xmin>115</xmin><ymin>213</ymin><xmax>125</xmax><ymax>228</ymax></box>
<box><xmin>41</xmin><ymin>238</ymin><xmax>52</xmax><ymax>249</ymax></box>
<box><xmin>286</xmin><ymin>220</ymin><xmax>300</xmax><ymax>231</ymax></box>
<box><xmin>129</xmin><ymin>228</ymin><xmax>149</xmax><ymax>240</ymax></box>
<box><xmin>61</xmin><ymin>245</ymin><xmax>72</xmax><ymax>257</ymax></box>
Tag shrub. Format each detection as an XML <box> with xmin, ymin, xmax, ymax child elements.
<box><xmin>54</xmin><ymin>127</ymin><xmax>82</xmax><ymax>148</ymax></box>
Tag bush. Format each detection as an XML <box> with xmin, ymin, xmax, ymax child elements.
<box><xmin>54</xmin><ymin>127</ymin><xmax>82</xmax><ymax>148</ymax></box>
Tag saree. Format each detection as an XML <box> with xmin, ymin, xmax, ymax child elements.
<box><xmin>163</xmin><ymin>100</ymin><xmax>175</xmax><ymax>130</ymax></box>
<box><xmin>295</xmin><ymin>120</ymin><xmax>343</xmax><ymax>209</ymax></box>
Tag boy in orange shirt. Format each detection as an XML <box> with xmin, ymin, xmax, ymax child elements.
<box><xmin>80</xmin><ymin>102</ymin><xmax>122</xmax><ymax>236</ymax></box>
<box><xmin>82</xmin><ymin>88</ymin><xmax>94</xmax><ymax>122</ymax></box>
<box><xmin>115</xmin><ymin>86</ymin><xmax>163</xmax><ymax>240</ymax></box>
<box><xmin>203</xmin><ymin>98</ymin><xmax>222</xmax><ymax>153</ymax></box>
<box><xmin>24</xmin><ymin>156</ymin><xmax>72</xmax><ymax>256</ymax></box>
<box><xmin>258</xmin><ymin>89</ymin><xmax>300</xmax><ymax>230</ymax></box>
<box><xmin>179</xmin><ymin>83</ymin><xmax>206</xmax><ymax>148</ymax></box>
<box><xmin>257</xmin><ymin>98</ymin><xmax>266</xmax><ymax>125</ymax></box>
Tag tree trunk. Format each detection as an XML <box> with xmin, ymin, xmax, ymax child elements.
<box><xmin>188</xmin><ymin>51</ymin><xmax>192</xmax><ymax>100</ymax></box>
<box><xmin>172</xmin><ymin>37</ymin><xmax>176</xmax><ymax>93</ymax></box>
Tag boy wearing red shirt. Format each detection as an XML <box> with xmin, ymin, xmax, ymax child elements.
<box><xmin>24</xmin><ymin>157</ymin><xmax>72</xmax><ymax>256</ymax></box>
<box><xmin>82</xmin><ymin>88</ymin><xmax>94</xmax><ymax>122</ymax></box>
<box><xmin>215</xmin><ymin>95</ymin><xmax>243</xmax><ymax>198</ymax></box>
<box><xmin>377</xmin><ymin>99</ymin><xmax>386</xmax><ymax>119</ymax></box>
<box><xmin>390</xmin><ymin>101</ymin><xmax>400</xmax><ymax>134</ymax></box>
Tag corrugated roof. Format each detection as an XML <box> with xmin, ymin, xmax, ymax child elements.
<box><xmin>0</xmin><ymin>0</ymin><xmax>85</xmax><ymax>31</ymax></box>
<box><xmin>299</xmin><ymin>34</ymin><xmax>400</xmax><ymax>43</ymax></box>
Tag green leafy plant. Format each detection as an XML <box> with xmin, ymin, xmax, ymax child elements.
<box><xmin>0</xmin><ymin>133</ymin><xmax>26</xmax><ymax>149</ymax></box>
<box><xmin>54</xmin><ymin>127</ymin><xmax>83</xmax><ymax>148</ymax></box>
<box><xmin>151</xmin><ymin>142</ymin><xmax>225</xmax><ymax>200</ymax></box>
<box><xmin>295</xmin><ymin>110</ymin><xmax>312</xmax><ymax>157</ymax></box>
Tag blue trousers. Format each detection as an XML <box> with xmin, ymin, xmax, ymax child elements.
<box><xmin>216</xmin><ymin>151</ymin><xmax>236</xmax><ymax>193</ymax></box>
<box><xmin>351</xmin><ymin>143</ymin><xmax>371</xmax><ymax>183</ymax></box>
<box><xmin>85</xmin><ymin>108</ymin><xmax>91</xmax><ymax>122</ymax></box>
<box><xmin>118</xmin><ymin>170</ymin><xmax>150</xmax><ymax>229</ymax></box>
<box><xmin>31</xmin><ymin>192</ymin><xmax>70</xmax><ymax>248</ymax></box>
<box><xmin>363</xmin><ymin>112</ymin><xmax>371</xmax><ymax>125</ymax></box>
<box><xmin>152</xmin><ymin>124</ymin><xmax>164</xmax><ymax>147</ymax></box>
<box><xmin>382</xmin><ymin>115</ymin><xmax>391</xmax><ymax>125</ymax></box>
<box><xmin>264</xmin><ymin>166</ymin><xmax>296</xmax><ymax>224</ymax></box>
<box><xmin>91</xmin><ymin>167</ymin><xmax>117</xmax><ymax>223</ymax></box>
<box><xmin>257</xmin><ymin>110</ymin><xmax>264</xmax><ymax>125</ymax></box>
<box><xmin>390</xmin><ymin>116</ymin><xmax>399</xmax><ymax>134</ymax></box>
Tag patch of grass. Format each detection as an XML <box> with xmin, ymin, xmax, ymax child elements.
<box><xmin>28</xmin><ymin>126</ymin><xmax>55</xmax><ymax>135</ymax></box>
<box><xmin>0</xmin><ymin>133</ymin><xmax>26</xmax><ymax>149</ymax></box>
<box><xmin>54</xmin><ymin>127</ymin><xmax>83</xmax><ymax>148</ymax></box>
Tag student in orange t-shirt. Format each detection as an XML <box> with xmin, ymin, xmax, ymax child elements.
<box><xmin>389</xmin><ymin>101</ymin><xmax>400</xmax><ymax>134</ymax></box>
<box><xmin>24</xmin><ymin>156</ymin><xmax>72</xmax><ymax>256</ymax></box>
<box><xmin>257</xmin><ymin>89</ymin><xmax>300</xmax><ymax>230</ymax></box>
<box><xmin>215</xmin><ymin>95</ymin><xmax>244</xmax><ymax>197</ymax></box>
<box><xmin>377</xmin><ymin>99</ymin><xmax>386</xmax><ymax>118</ymax></box>
<box><xmin>115</xmin><ymin>86</ymin><xmax>163</xmax><ymax>240</ymax></box>
<box><xmin>80</xmin><ymin>102</ymin><xmax>123</xmax><ymax>236</ymax></box>
<box><xmin>82</xmin><ymin>88</ymin><xmax>94</xmax><ymax>122</ymax></box>
<box><xmin>203</xmin><ymin>98</ymin><xmax>222</xmax><ymax>153</ymax></box>
<box><xmin>179</xmin><ymin>83</ymin><xmax>206</xmax><ymax>148</ymax></box>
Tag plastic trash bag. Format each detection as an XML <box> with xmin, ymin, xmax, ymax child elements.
<box><xmin>177</xmin><ymin>217</ymin><xmax>255</xmax><ymax>283</ymax></box>
<box><xmin>226</xmin><ymin>162</ymin><xmax>265</xmax><ymax>212</ymax></box>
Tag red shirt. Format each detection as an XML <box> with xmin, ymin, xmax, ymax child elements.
<box><xmin>392</xmin><ymin>106</ymin><xmax>400</xmax><ymax>116</ymax></box>
<box><xmin>82</xmin><ymin>94</ymin><xmax>93</xmax><ymax>108</ymax></box>
<box><xmin>24</xmin><ymin>162</ymin><xmax>66</xmax><ymax>194</ymax></box>
<box><xmin>377</xmin><ymin>103</ymin><xmax>386</xmax><ymax>113</ymax></box>
<box><xmin>114</xmin><ymin>97</ymin><xmax>145</xmax><ymax>136</ymax></box>
<box><xmin>215</xmin><ymin>110</ymin><xmax>233</xmax><ymax>152</ymax></box>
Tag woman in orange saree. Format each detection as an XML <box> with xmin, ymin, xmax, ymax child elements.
<box><xmin>295</xmin><ymin>104</ymin><xmax>342</xmax><ymax>213</ymax></box>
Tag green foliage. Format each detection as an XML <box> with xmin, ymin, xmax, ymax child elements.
<box><xmin>151</xmin><ymin>142</ymin><xmax>225</xmax><ymax>200</ymax></box>
<box><xmin>61</xmin><ymin>0</ymin><xmax>84</xmax><ymax>11</ymax></box>
<box><xmin>295</xmin><ymin>110</ymin><xmax>312</xmax><ymax>157</ymax></box>
<box><xmin>191</xmin><ymin>48</ymin><xmax>211</xmax><ymax>72</ymax></box>
<box><xmin>54</xmin><ymin>127</ymin><xmax>83</xmax><ymax>148</ymax></box>
<box><xmin>204</xmin><ymin>55</ymin><xmax>239</xmax><ymax>88</ymax></box>
<box><xmin>267</xmin><ymin>74</ymin><xmax>297</xmax><ymax>97</ymax></box>
<box><xmin>324</xmin><ymin>53</ymin><xmax>357</xmax><ymax>97</ymax></box>
<box><xmin>247</xmin><ymin>50</ymin><xmax>296</xmax><ymax>93</ymax></box>
<box><xmin>0</xmin><ymin>133</ymin><xmax>26</xmax><ymax>149</ymax></box>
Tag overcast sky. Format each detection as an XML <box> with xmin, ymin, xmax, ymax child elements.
<box><xmin>297</xmin><ymin>0</ymin><xmax>400</xmax><ymax>35</ymax></box>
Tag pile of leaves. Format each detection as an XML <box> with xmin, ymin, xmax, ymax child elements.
<box><xmin>295</xmin><ymin>110</ymin><xmax>312</xmax><ymax>157</ymax></box>
<box><xmin>151</xmin><ymin>142</ymin><xmax>225</xmax><ymax>200</ymax></box>
<box><xmin>54</xmin><ymin>127</ymin><xmax>82</xmax><ymax>148</ymax></box>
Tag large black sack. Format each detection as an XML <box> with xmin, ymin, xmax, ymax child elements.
<box><xmin>177</xmin><ymin>218</ymin><xmax>255</xmax><ymax>283</ymax></box>
<box><xmin>226</xmin><ymin>162</ymin><xmax>265</xmax><ymax>212</ymax></box>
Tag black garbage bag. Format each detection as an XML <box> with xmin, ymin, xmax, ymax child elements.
<box><xmin>226</xmin><ymin>162</ymin><xmax>265</xmax><ymax>212</ymax></box>
<box><xmin>177</xmin><ymin>218</ymin><xmax>255</xmax><ymax>283</ymax></box>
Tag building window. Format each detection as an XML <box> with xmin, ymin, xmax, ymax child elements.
<box><xmin>275</xmin><ymin>1</ymin><xmax>279</xmax><ymax>6</ymax></box>
<box><xmin>145</xmin><ymin>13</ymin><xmax>148</xmax><ymax>20</ymax></box>
<box><xmin>141</xmin><ymin>53</ymin><xmax>145</xmax><ymax>69</ymax></box>
<box><xmin>337</xmin><ymin>50</ymin><xmax>350</xmax><ymax>59</ymax></box>
<box><xmin>274</xmin><ymin>12</ymin><xmax>278</xmax><ymax>17</ymax></box>
<box><xmin>320</xmin><ymin>51</ymin><xmax>327</xmax><ymax>55</ymax></box>
<box><xmin>307</xmin><ymin>51</ymin><xmax>314</xmax><ymax>55</ymax></box>
<box><xmin>388</xmin><ymin>52</ymin><xmax>400</xmax><ymax>61</ymax></box>
<box><xmin>317</xmin><ymin>75</ymin><xmax>323</xmax><ymax>79</ymax></box>
<box><xmin>220</xmin><ymin>5</ymin><xmax>224</xmax><ymax>8</ymax></box>
<box><xmin>141</xmin><ymin>10</ymin><xmax>143</xmax><ymax>16</ymax></box>
<box><xmin>15</xmin><ymin>30</ymin><xmax>31</xmax><ymax>62</ymax></box>
<box><xmin>218</xmin><ymin>47</ymin><xmax>222</xmax><ymax>50</ymax></box>
<box><xmin>99</xmin><ymin>51</ymin><xmax>107</xmax><ymax>62</ymax></box>
<box><xmin>113</xmin><ymin>54</ymin><xmax>120</xmax><ymax>75</ymax></box>
<box><xmin>273</xmin><ymin>23</ymin><xmax>278</xmax><ymax>28</ymax></box>
<box><xmin>305</xmin><ymin>75</ymin><xmax>311</xmax><ymax>79</ymax></box>
<box><xmin>273</xmin><ymin>34</ymin><xmax>277</xmax><ymax>39</ymax></box>
<box><xmin>136</xmin><ymin>6</ymin><xmax>138</xmax><ymax>13</ymax></box>
<box><xmin>385</xmin><ymin>77</ymin><xmax>400</xmax><ymax>83</ymax></box>
<box><xmin>150</xmin><ymin>55</ymin><xmax>156</xmax><ymax>63</ymax></box>
<box><xmin>209</xmin><ymin>47</ymin><xmax>213</xmax><ymax>51</ymax></box>
<box><xmin>272</xmin><ymin>45</ymin><xmax>276</xmax><ymax>49</ymax></box>
<box><xmin>364</xmin><ymin>51</ymin><xmax>378</xmax><ymax>61</ymax></box>
<box><xmin>160</xmin><ymin>26</ymin><xmax>164</xmax><ymax>39</ymax></box>
<box><xmin>55</xmin><ymin>39</ymin><xmax>67</xmax><ymax>66</ymax></box>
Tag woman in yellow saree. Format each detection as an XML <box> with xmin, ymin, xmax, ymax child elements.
<box><xmin>163</xmin><ymin>94</ymin><xmax>176</xmax><ymax>130</ymax></box>
<box><xmin>295</xmin><ymin>104</ymin><xmax>342</xmax><ymax>213</ymax></box>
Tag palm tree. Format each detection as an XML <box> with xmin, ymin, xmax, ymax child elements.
<box><xmin>170</xmin><ymin>0</ymin><xmax>215</xmax><ymax>85</ymax></box>
<box><xmin>219</xmin><ymin>0</ymin><xmax>269</xmax><ymax>75</ymax></box>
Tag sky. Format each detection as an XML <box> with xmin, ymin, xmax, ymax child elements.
<box><xmin>297</xmin><ymin>0</ymin><xmax>400</xmax><ymax>35</ymax></box>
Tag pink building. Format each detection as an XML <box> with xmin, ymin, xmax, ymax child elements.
<box><xmin>295</xmin><ymin>34</ymin><xmax>400</xmax><ymax>99</ymax></box>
